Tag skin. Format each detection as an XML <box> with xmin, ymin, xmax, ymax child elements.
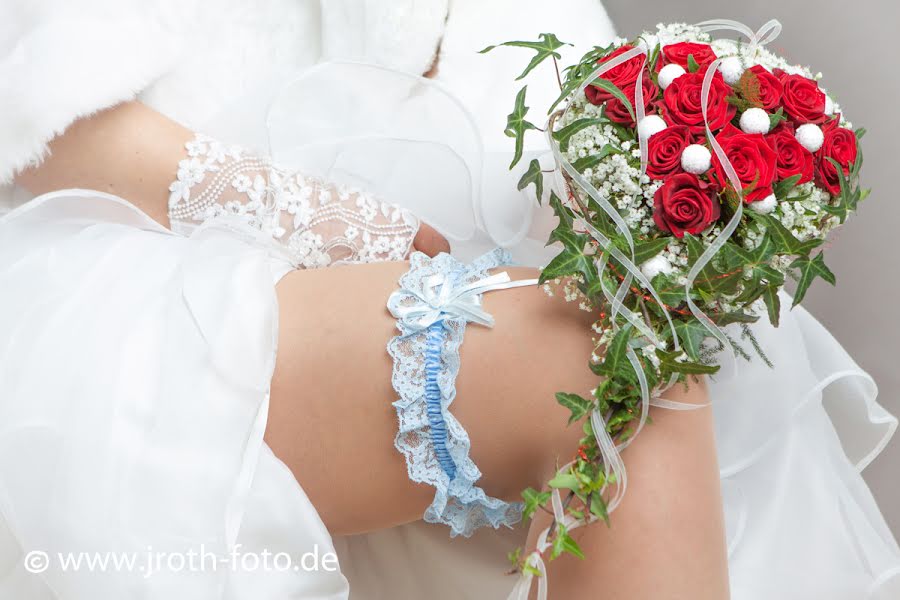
<box><xmin>16</xmin><ymin>100</ymin><xmax>729</xmax><ymax>599</ymax></box>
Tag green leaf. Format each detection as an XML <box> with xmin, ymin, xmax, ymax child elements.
<box><xmin>596</xmin><ymin>326</ymin><xmax>632</xmax><ymax>378</ymax></box>
<box><xmin>588</xmin><ymin>78</ymin><xmax>635</xmax><ymax>121</ymax></box>
<box><xmin>556</xmin><ymin>392</ymin><xmax>594</xmax><ymax>425</ymax></box>
<box><xmin>762</xmin><ymin>286</ymin><xmax>781</xmax><ymax>327</ymax></box>
<box><xmin>759</xmin><ymin>215</ymin><xmax>822</xmax><ymax>256</ymax></box>
<box><xmin>633</xmin><ymin>237</ymin><xmax>671</xmax><ymax>266</ymax></box>
<box><xmin>768</xmin><ymin>107</ymin><xmax>786</xmax><ymax>130</ymax></box>
<box><xmin>571</xmin><ymin>144</ymin><xmax>619</xmax><ymax>172</ymax></box>
<box><xmin>548</xmin><ymin>226</ymin><xmax>587</xmax><ymax>253</ymax></box>
<box><xmin>540</xmin><ymin>246</ymin><xmax>593</xmax><ymax>283</ymax></box>
<box><xmin>674</xmin><ymin>320</ymin><xmax>709</xmax><ymax>362</ymax></box>
<box><xmin>517</xmin><ymin>158</ymin><xmax>544</xmax><ymax>203</ymax></box>
<box><xmin>549</xmin><ymin>190</ymin><xmax>574</xmax><ymax>228</ymax></box>
<box><xmin>480</xmin><ymin>33</ymin><xmax>571</xmax><ymax>80</ymax></box>
<box><xmin>687</xmin><ymin>54</ymin><xmax>701</xmax><ymax>73</ymax></box>
<box><xmin>521</xmin><ymin>487</ymin><xmax>552</xmax><ymax>520</ymax></box>
<box><xmin>504</xmin><ymin>86</ymin><xmax>538</xmax><ymax>169</ymax></box>
<box><xmin>552</xmin><ymin>117</ymin><xmax>606</xmax><ymax>152</ymax></box>
<box><xmin>548</xmin><ymin>472</ymin><xmax>579</xmax><ymax>492</ymax></box>
<box><xmin>790</xmin><ymin>252</ymin><xmax>835</xmax><ymax>306</ymax></box>
<box><xmin>551</xmin><ymin>528</ymin><xmax>586</xmax><ymax>560</ymax></box>
<box><xmin>773</xmin><ymin>174</ymin><xmax>802</xmax><ymax>201</ymax></box>
<box><xmin>590</xmin><ymin>493</ymin><xmax>609</xmax><ymax>523</ymax></box>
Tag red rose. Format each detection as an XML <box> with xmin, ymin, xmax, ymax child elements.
<box><xmin>646</xmin><ymin>125</ymin><xmax>693</xmax><ymax>180</ymax></box>
<box><xmin>740</xmin><ymin>65</ymin><xmax>783</xmax><ymax>111</ymax></box>
<box><xmin>605</xmin><ymin>71</ymin><xmax>659</xmax><ymax>126</ymax></box>
<box><xmin>663</xmin><ymin>69</ymin><xmax>737</xmax><ymax>135</ymax></box>
<box><xmin>765</xmin><ymin>124</ymin><xmax>814</xmax><ymax>184</ymax></box>
<box><xmin>585</xmin><ymin>45</ymin><xmax>645</xmax><ymax>105</ymax></box>
<box><xmin>710</xmin><ymin>131</ymin><xmax>779</xmax><ymax>202</ymax></box>
<box><xmin>776</xmin><ymin>71</ymin><xmax>826</xmax><ymax>124</ymax></box>
<box><xmin>816</xmin><ymin>126</ymin><xmax>858</xmax><ymax>195</ymax></box>
<box><xmin>653</xmin><ymin>173</ymin><xmax>721</xmax><ymax>238</ymax></box>
<box><xmin>659</xmin><ymin>42</ymin><xmax>717</xmax><ymax>70</ymax></box>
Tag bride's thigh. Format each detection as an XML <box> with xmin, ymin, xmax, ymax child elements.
<box><xmin>266</xmin><ymin>261</ymin><xmax>604</xmax><ymax>535</ymax></box>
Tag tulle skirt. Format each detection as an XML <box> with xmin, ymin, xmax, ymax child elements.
<box><xmin>0</xmin><ymin>191</ymin><xmax>349</xmax><ymax>599</ymax></box>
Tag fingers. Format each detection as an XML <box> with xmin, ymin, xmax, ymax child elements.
<box><xmin>411</xmin><ymin>222</ymin><xmax>451</xmax><ymax>257</ymax></box>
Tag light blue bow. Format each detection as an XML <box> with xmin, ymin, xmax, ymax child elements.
<box><xmin>390</xmin><ymin>271</ymin><xmax>539</xmax><ymax>333</ymax></box>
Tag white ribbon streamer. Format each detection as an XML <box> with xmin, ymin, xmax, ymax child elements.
<box><xmin>511</xmin><ymin>19</ymin><xmax>782</xmax><ymax>600</ymax></box>
<box><xmin>390</xmin><ymin>272</ymin><xmax>539</xmax><ymax>332</ymax></box>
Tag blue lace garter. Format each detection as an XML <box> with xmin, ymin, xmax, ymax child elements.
<box><xmin>386</xmin><ymin>248</ymin><xmax>527</xmax><ymax>537</ymax></box>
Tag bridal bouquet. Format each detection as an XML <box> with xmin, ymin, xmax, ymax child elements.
<box><xmin>483</xmin><ymin>20</ymin><xmax>867</xmax><ymax>575</ymax></box>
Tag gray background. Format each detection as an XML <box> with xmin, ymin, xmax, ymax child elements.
<box><xmin>603</xmin><ymin>0</ymin><xmax>900</xmax><ymax>535</ymax></box>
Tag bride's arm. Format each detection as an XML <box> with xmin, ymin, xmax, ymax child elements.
<box><xmin>14</xmin><ymin>101</ymin><xmax>450</xmax><ymax>255</ymax></box>
<box><xmin>15</xmin><ymin>101</ymin><xmax>188</xmax><ymax>226</ymax></box>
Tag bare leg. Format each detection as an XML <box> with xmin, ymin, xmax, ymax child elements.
<box><xmin>525</xmin><ymin>390</ymin><xmax>729</xmax><ymax>599</ymax></box>
<box><xmin>265</xmin><ymin>260</ymin><xmax>728</xmax><ymax>597</ymax></box>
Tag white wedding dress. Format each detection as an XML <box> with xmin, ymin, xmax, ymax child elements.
<box><xmin>0</xmin><ymin>1</ymin><xmax>898</xmax><ymax>599</ymax></box>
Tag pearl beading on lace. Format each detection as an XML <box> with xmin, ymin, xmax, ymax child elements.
<box><xmin>387</xmin><ymin>249</ymin><xmax>525</xmax><ymax>537</ymax></box>
<box><xmin>167</xmin><ymin>133</ymin><xmax>420</xmax><ymax>268</ymax></box>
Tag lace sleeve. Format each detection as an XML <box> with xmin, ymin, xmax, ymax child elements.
<box><xmin>167</xmin><ymin>134</ymin><xmax>420</xmax><ymax>268</ymax></box>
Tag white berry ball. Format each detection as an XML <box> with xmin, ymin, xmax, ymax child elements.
<box><xmin>681</xmin><ymin>144</ymin><xmax>712</xmax><ymax>174</ymax></box>
<box><xmin>657</xmin><ymin>64</ymin><xmax>687</xmax><ymax>90</ymax></box>
<box><xmin>739</xmin><ymin>107</ymin><xmax>771</xmax><ymax>134</ymax></box>
<box><xmin>641</xmin><ymin>255</ymin><xmax>673</xmax><ymax>280</ymax></box>
<box><xmin>718</xmin><ymin>56</ymin><xmax>744</xmax><ymax>85</ymax></box>
<box><xmin>824</xmin><ymin>95</ymin><xmax>835</xmax><ymax>116</ymax></box>
<box><xmin>637</xmin><ymin>115</ymin><xmax>667</xmax><ymax>141</ymax></box>
<box><xmin>795</xmin><ymin>123</ymin><xmax>824</xmax><ymax>152</ymax></box>
<box><xmin>750</xmin><ymin>194</ymin><xmax>778</xmax><ymax>214</ymax></box>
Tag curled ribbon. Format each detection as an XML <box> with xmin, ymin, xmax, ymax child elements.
<box><xmin>511</xmin><ymin>19</ymin><xmax>781</xmax><ymax>600</ymax></box>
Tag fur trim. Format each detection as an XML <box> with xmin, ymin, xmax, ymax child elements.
<box><xmin>0</xmin><ymin>17</ymin><xmax>179</xmax><ymax>183</ymax></box>
<box><xmin>321</xmin><ymin>0</ymin><xmax>449</xmax><ymax>76</ymax></box>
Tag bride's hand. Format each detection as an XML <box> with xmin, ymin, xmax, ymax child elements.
<box><xmin>412</xmin><ymin>222</ymin><xmax>450</xmax><ymax>257</ymax></box>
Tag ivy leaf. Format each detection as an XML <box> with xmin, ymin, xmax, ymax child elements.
<box><xmin>791</xmin><ymin>252</ymin><xmax>835</xmax><ymax>306</ymax></box>
<box><xmin>548</xmin><ymin>225</ymin><xmax>587</xmax><ymax>253</ymax></box>
<box><xmin>571</xmin><ymin>144</ymin><xmax>620</xmax><ymax>171</ymax></box>
<box><xmin>549</xmin><ymin>190</ymin><xmax>574</xmax><ymax>228</ymax></box>
<box><xmin>552</xmin><ymin>117</ymin><xmax>606</xmax><ymax>152</ymax></box>
<box><xmin>758</xmin><ymin>214</ymin><xmax>822</xmax><ymax>256</ymax></box>
<box><xmin>517</xmin><ymin>158</ymin><xmax>544</xmax><ymax>203</ymax></box>
<box><xmin>480</xmin><ymin>33</ymin><xmax>571</xmax><ymax>80</ymax></box>
<box><xmin>556</xmin><ymin>392</ymin><xmax>594</xmax><ymax>425</ymax></box>
<box><xmin>762</xmin><ymin>285</ymin><xmax>781</xmax><ymax>327</ymax></box>
<box><xmin>548</xmin><ymin>472</ymin><xmax>579</xmax><ymax>492</ymax></box>
<box><xmin>521</xmin><ymin>487</ymin><xmax>552</xmax><ymax>520</ymax></box>
<box><xmin>551</xmin><ymin>527</ymin><xmax>586</xmax><ymax>560</ymax></box>
<box><xmin>590</xmin><ymin>493</ymin><xmax>609</xmax><ymax>523</ymax></box>
<box><xmin>504</xmin><ymin>86</ymin><xmax>538</xmax><ymax>169</ymax></box>
<box><xmin>633</xmin><ymin>237</ymin><xmax>671</xmax><ymax>265</ymax></box>
<box><xmin>674</xmin><ymin>320</ymin><xmax>709</xmax><ymax>362</ymax></box>
<box><xmin>540</xmin><ymin>246</ymin><xmax>593</xmax><ymax>283</ymax></box>
<box><xmin>687</xmin><ymin>53</ymin><xmax>701</xmax><ymax>73</ymax></box>
<box><xmin>773</xmin><ymin>173</ymin><xmax>802</xmax><ymax>201</ymax></box>
<box><xmin>595</xmin><ymin>326</ymin><xmax>632</xmax><ymax>378</ymax></box>
<box><xmin>588</xmin><ymin>79</ymin><xmax>635</xmax><ymax>121</ymax></box>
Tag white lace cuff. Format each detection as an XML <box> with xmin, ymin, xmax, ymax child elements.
<box><xmin>167</xmin><ymin>134</ymin><xmax>419</xmax><ymax>268</ymax></box>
